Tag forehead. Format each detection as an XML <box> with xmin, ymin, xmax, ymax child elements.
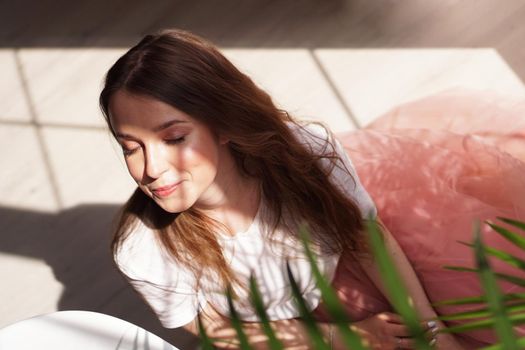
<box><xmin>108</xmin><ymin>90</ymin><xmax>193</xmax><ymax>131</ymax></box>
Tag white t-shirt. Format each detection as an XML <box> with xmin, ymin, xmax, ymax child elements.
<box><xmin>115</xmin><ymin>123</ymin><xmax>377</xmax><ymax>328</ymax></box>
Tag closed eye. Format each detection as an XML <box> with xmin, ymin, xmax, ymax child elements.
<box><xmin>122</xmin><ymin>147</ymin><xmax>139</xmax><ymax>156</ymax></box>
<box><xmin>166</xmin><ymin>136</ymin><xmax>186</xmax><ymax>145</ymax></box>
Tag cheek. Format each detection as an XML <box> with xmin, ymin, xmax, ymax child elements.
<box><xmin>184</xmin><ymin>145</ymin><xmax>219</xmax><ymax>178</ymax></box>
<box><xmin>125</xmin><ymin>157</ymin><xmax>144</xmax><ymax>182</ymax></box>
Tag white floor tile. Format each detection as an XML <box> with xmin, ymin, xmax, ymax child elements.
<box><xmin>0</xmin><ymin>50</ymin><xmax>31</xmax><ymax>122</ymax></box>
<box><xmin>0</xmin><ymin>125</ymin><xmax>58</xmax><ymax>211</ymax></box>
<box><xmin>18</xmin><ymin>49</ymin><xmax>126</xmax><ymax>127</ymax></box>
<box><xmin>224</xmin><ymin>49</ymin><xmax>357</xmax><ymax>132</ymax></box>
<box><xmin>41</xmin><ymin>127</ymin><xmax>136</xmax><ymax>208</ymax></box>
<box><xmin>315</xmin><ymin>48</ymin><xmax>525</xmax><ymax>127</ymax></box>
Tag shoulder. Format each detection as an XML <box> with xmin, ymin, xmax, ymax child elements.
<box><xmin>114</xmin><ymin>220</ymin><xmax>204</xmax><ymax>329</ymax></box>
<box><xmin>286</xmin><ymin>121</ymin><xmax>336</xmax><ymax>156</ymax></box>
<box><xmin>114</xmin><ymin>222</ymin><xmax>156</xmax><ymax>276</ymax></box>
<box><xmin>287</xmin><ymin>121</ymin><xmax>377</xmax><ymax>219</ymax></box>
<box><xmin>114</xmin><ymin>222</ymin><xmax>188</xmax><ymax>285</ymax></box>
<box><xmin>286</xmin><ymin>120</ymin><xmax>352</xmax><ymax>171</ymax></box>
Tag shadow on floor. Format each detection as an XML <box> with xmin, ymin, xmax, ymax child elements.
<box><xmin>2</xmin><ymin>0</ymin><xmax>524</xmax><ymax>82</ymax></box>
<box><xmin>0</xmin><ymin>0</ymin><xmax>352</xmax><ymax>48</ymax></box>
<box><xmin>0</xmin><ymin>204</ymin><xmax>199</xmax><ymax>349</ymax></box>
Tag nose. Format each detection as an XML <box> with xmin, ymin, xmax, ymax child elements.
<box><xmin>143</xmin><ymin>143</ymin><xmax>170</xmax><ymax>179</ymax></box>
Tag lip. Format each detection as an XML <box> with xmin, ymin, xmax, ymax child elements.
<box><xmin>151</xmin><ymin>181</ymin><xmax>182</xmax><ymax>198</ymax></box>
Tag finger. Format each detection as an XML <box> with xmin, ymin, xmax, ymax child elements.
<box><xmin>394</xmin><ymin>333</ymin><xmax>438</xmax><ymax>349</ymax></box>
<box><xmin>424</xmin><ymin>325</ymin><xmax>439</xmax><ymax>338</ymax></box>
<box><xmin>420</xmin><ymin>320</ymin><xmax>439</xmax><ymax>331</ymax></box>
<box><xmin>395</xmin><ymin>336</ymin><xmax>416</xmax><ymax>349</ymax></box>
<box><xmin>423</xmin><ymin>330</ymin><xmax>438</xmax><ymax>346</ymax></box>
<box><xmin>392</xmin><ymin>326</ymin><xmax>438</xmax><ymax>345</ymax></box>
<box><xmin>422</xmin><ymin>321</ymin><xmax>440</xmax><ymax>343</ymax></box>
<box><xmin>377</xmin><ymin>312</ymin><xmax>404</xmax><ymax>324</ymax></box>
<box><xmin>388</xmin><ymin>323</ymin><xmax>411</xmax><ymax>338</ymax></box>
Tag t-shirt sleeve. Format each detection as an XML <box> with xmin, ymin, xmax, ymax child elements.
<box><xmin>329</xmin><ymin>135</ymin><xmax>378</xmax><ymax>219</ymax></box>
<box><xmin>114</xmin><ymin>225</ymin><xmax>207</xmax><ymax>329</ymax></box>
<box><xmin>292</xmin><ymin>123</ymin><xmax>377</xmax><ymax>219</ymax></box>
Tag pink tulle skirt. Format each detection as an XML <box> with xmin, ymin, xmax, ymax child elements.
<box><xmin>321</xmin><ymin>89</ymin><xmax>525</xmax><ymax>348</ymax></box>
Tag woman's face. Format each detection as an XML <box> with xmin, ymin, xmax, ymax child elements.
<box><xmin>108</xmin><ymin>90</ymin><xmax>225</xmax><ymax>213</ymax></box>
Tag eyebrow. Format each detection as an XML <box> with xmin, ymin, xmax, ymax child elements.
<box><xmin>153</xmin><ymin>119</ymin><xmax>188</xmax><ymax>132</ymax></box>
<box><xmin>115</xmin><ymin>119</ymin><xmax>188</xmax><ymax>139</ymax></box>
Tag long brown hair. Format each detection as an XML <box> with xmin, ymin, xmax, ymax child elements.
<box><xmin>100</xmin><ymin>29</ymin><xmax>366</xmax><ymax>290</ymax></box>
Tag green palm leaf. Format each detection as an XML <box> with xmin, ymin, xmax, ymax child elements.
<box><xmin>226</xmin><ymin>286</ymin><xmax>252</xmax><ymax>350</ymax></box>
<box><xmin>286</xmin><ymin>262</ymin><xmax>331</xmax><ymax>350</ymax></box>
<box><xmin>297</xmin><ymin>225</ymin><xmax>367</xmax><ymax>350</ymax></box>
<box><xmin>433</xmin><ymin>295</ymin><xmax>486</xmax><ymax>306</ymax></box>
<box><xmin>441</xmin><ymin>313</ymin><xmax>525</xmax><ymax>333</ymax></box>
<box><xmin>248</xmin><ymin>276</ymin><xmax>284</xmax><ymax>350</ymax></box>
<box><xmin>197</xmin><ymin>313</ymin><xmax>216</xmax><ymax>350</ymax></box>
<box><xmin>481</xmin><ymin>336</ymin><xmax>525</xmax><ymax>350</ymax></box>
<box><xmin>438</xmin><ymin>302</ymin><xmax>525</xmax><ymax>321</ymax></box>
<box><xmin>473</xmin><ymin>223</ymin><xmax>519</xmax><ymax>349</ymax></box>
<box><xmin>434</xmin><ymin>293</ymin><xmax>525</xmax><ymax>307</ymax></box>
<box><xmin>497</xmin><ymin>217</ymin><xmax>525</xmax><ymax>232</ymax></box>
<box><xmin>458</xmin><ymin>241</ymin><xmax>525</xmax><ymax>270</ymax></box>
<box><xmin>487</xmin><ymin>222</ymin><xmax>525</xmax><ymax>250</ymax></box>
<box><xmin>366</xmin><ymin>218</ymin><xmax>431</xmax><ymax>350</ymax></box>
<box><xmin>443</xmin><ymin>266</ymin><xmax>525</xmax><ymax>287</ymax></box>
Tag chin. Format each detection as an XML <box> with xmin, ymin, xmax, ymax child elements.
<box><xmin>154</xmin><ymin>198</ymin><xmax>193</xmax><ymax>214</ymax></box>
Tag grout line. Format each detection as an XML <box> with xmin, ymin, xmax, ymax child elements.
<box><xmin>308</xmin><ymin>49</ymin><xmax>362</xmax><ymax>129</ymax></box>
<box><xmin>13</xmin><ymin>49</ymin><xmax>64</xmax><ymax>209</ymax></box>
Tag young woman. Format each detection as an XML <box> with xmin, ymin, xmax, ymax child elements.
<box><xmin>100</xmin><ymin>29</ymin><xmax>524</xmax><ymax>349</ymax></box>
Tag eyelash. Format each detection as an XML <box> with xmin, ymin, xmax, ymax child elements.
<box><xmin>122</xmin><ymin>136</ymin><xmax>186</xmax><ymax>157</ymax></box>
<box><xmin>122</xmin><ymin>148</ymin><xmax>136</xmax><ymax>157</ymax></box>
<box><xmin>166</xmin><ymin>136</ymin><xmax>186</xmax><ymax>145</ymax></box>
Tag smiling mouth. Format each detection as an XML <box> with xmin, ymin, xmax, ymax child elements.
<box><xmin>151</xmin><ymin>182</ymin><xmax>182</xmax><ymax>198</ymax></box>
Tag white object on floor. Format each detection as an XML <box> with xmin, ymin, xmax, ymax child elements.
<box><xmin>0</xmin><ymin>310</ymin><xmax>178</xmax><ymax>350</ymax></box>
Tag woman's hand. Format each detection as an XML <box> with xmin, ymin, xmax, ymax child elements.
<box><xmin>341</xmin><ymin>313</ymin><xmax>466</xmax><ymax>350</ymax></box>
<box><xmin>336</xmin><ymin>312</ymin><xmax>412</xmax><ymax>350</ymax></box>
<box><xmin>355</xmin><ymin>219</ymin><xmax>468</xmax><ymax>349</ymax></box>
<box><xmin>430</xmin><ymin>323</ymin><xmax>466</xmax><ymax>350</ymax></box>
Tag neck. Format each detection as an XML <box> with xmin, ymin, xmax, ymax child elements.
<box><xmin>193</xmin><ymin>146</ymin><xmax>261</xmax><ymax>235</ymax></box>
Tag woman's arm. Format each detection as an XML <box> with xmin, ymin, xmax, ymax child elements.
<box><xmin>182</xmin><ymin>304</ymin><xmax>313</xmax><ymax>350</ymax></box>
<box><xmin>356</xmin><ymin>217</ymin><xmax>465</xmax><ymax>350</ymax></box>
<box><xmin>175</xmin><ymin>217</ymin><xmax>453</xmax><ymax>350</ymax></box>
<box><xmin>181</xmin><ymin>297</ymin><xmax>419</xmax><ymax>349</ymax></box>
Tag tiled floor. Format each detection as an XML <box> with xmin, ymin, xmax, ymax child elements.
<box><xmin>2</xmin><ymin>1</ymin><xmax>525</xmax><ymax>349</ymax></box>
